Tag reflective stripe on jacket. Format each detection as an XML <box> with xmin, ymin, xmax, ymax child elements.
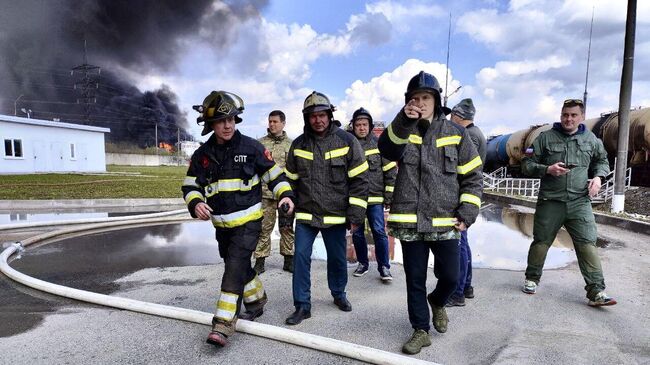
<box><xmin>181</xmin><ymin>130</ymin><xmax>293</xmax><ymax>228</ymax></box>
<box><xmin>352</xmin><ymin>133</ymin><xmax>397</xmax><ymax>205</ymax></box>
<box><xmin>285</xmin><ymin>123</ymin><xmax>369</xmax><ymax>228</ymax></box>
<box><xmin>378</xmin><ymin>110</ymin><xmax>483</xmax><ymax>232</ymax></box>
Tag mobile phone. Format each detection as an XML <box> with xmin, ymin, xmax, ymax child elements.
<box><xmin>563</xmin><ymin>163</ymin><xmax>577</xmax><ymax>169</ymax></box>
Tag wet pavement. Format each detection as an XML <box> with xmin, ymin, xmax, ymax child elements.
<box><xmin>0</xmin><ymin>202</ymin><xmax>621</xmax><ymax>338</ymax></box>
<box><xmin>0</xmin><ymin>204</ymin><xmax>650</xmax><ymax>364</ymax></box>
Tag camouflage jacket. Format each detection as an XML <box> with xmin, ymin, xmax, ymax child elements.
<box><xmin>258</xmin><ymin>130</ymin><xmax>292</xmax><ymax>200</ymax></box>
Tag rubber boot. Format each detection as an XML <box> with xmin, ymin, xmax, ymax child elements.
<box><xmin>254</xmin><ymin>257</ymin><xmax>265</xmax><ymax>274</ymax></box>
<box><xmin>283</xmin><ymin>255</ymin><xmax>294</xmax><ymax>273</ymax></box>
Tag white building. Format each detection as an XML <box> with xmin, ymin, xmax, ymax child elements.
<box><xmin>1</xmin><ymin>114</ymin><xmax>110</xmax><ymax>174</ymax></box>
<box><xmin>179</xmin><ymin>140</ymin><xmax>201</xmax><ymax>158</ymax></box>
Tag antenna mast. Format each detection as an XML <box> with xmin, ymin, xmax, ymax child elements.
<box><xmin>583</xmin><ymin>6</ymin><xmax>595</xmax><ymax>115</ymax></box>
<box><xmin>444</xmin><ymin>13</ymin><xmax>451</xmax><ymax>107</ymax></box>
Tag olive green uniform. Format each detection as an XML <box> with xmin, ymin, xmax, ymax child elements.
<box><xmin>521</xmin><ymin>123</ymin><xmax>610</xmax><ymax>300</ymax></box>
<box><xmin>255</xmin><ymin>130</ymin><xmax>295</xmax><ymax>258</ymax></box>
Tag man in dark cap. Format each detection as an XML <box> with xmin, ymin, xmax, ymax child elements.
<box><xmin>448</xmin><ymin>98</ymin><xmax>486</xmax><ymax>307</ymax></box>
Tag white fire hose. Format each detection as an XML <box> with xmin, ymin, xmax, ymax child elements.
<box><xmin>0</xmin><ymin>215</ymin><xmax>439</xmax><ymax>365</ymax></box>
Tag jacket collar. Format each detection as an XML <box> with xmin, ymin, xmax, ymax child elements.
<box><xmin>552</xmin><ymin>122</ymin><xmax>586</xmax><ymax>135</ymax></box>
<box><xmin>266</xmin><ymin>130</ymin><xmax>288</xmax><ymax>141</ymax></box>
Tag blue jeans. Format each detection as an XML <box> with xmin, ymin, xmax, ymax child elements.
<box><xmin>293</xmin><ymin>223</ymin><xmax>348</xmax><ymax>311</ymax></box>
<box><xmin>453</xmin><ymin>229</ymin><xmax>473</xmax><ymax>297</ymax></box>
<box><xmin>352</xmin><ymin>204</ymin><xmax>390</xmax><ymax>270</ymax></box>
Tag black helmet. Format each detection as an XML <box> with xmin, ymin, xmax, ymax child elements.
<box><xmin>302</xmin><ymin>91</ymin><xmax>335</xmax><ymax>123</ymax></box>
<box><xmin>193</xmin><ymin>91</ymin><xmax>244</xmax><ymax>136</ymax></box>
<box><xmin>405</xmin><ymin>71</ymin><xmax>443</xmax><ymax>117</ymax></box>
<box><xmin>350</xmin><ymin>107</ymin><xmax>374</xmax><ymax>130</ymax></box>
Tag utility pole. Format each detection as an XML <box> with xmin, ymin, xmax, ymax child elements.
<box><xmin>443</xmin><ymin>13</ymin><xmax>452</xmax><ymax>108</ymax></box>
<box><xmin>611</xmin><ymin>0</ymin><xmax>636</xmax><ymax>213</ymax></box>
<box><xmin>583</xmin><ymin>6</ymin><xmax>595</xmax><ymax>115</ymax></box>
<box><xmin>71</xmin><ymin>39</ymin><xmax>100</xmax><ymax>125</ymax></box>
<box><xmin>155</xmin><ymin>123</ymin><xmax>159</xmax><ymax>155</ymax></box>
<box><xmin>14</xmin><ymin>94</ymin><xmax>24</xmax><ymax>116</ymax></box>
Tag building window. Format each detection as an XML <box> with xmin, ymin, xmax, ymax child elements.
<box><xmin>4</xmin><ymin>139</ymin><xmax>23</xmax><ymax>158</ymax></box>
<box><xmin>70</xmin><ymin>143</ymin><xmax>76</xmax><ymax>159</ymax></box>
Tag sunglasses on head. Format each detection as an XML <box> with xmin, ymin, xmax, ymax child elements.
<box><xmin>563</xmin><ymin>99</ymin><xmax>584</xmax><ymax>105</ymax></box>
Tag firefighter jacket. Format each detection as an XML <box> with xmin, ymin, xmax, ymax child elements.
<box><xmin>352</xmin><ymin>132</ymin><xmax>397</xmax><ymax>205</ymax></box>
<box><xmin>182</xmin><ymin>130</ymin><xmax>293</xmax><ymax>229</ymax></box>
<box><xmin>258</xmin><ymin>130</ymin><xmax>293</xmax><ymax>200</ymax></box>
<box><xmin>285</xmin><ymin>122</ymin><xmax>369</xmax><ymax>228</ymax></box>
<box><xmin>521</xmin><ymin>123</ymin><xmax>609</xmax><ymax>202</ymax></box>
<box><xmin>378</xmin><ymin>110</ymin><xmax>483</xmax><ymax>232</ymax></box>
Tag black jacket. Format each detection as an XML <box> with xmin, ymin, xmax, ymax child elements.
<box><xmin>182</xmin><ymin>130</ymin><xmax>293</xmax><ymax>228</ymax></box>
<box><xmin>352</xmin><ymin>133</ymin><xmax>397</xmax><ymax>205</ymax></box>
<box><xmin>285</xmin><ymin>122</ymin><xmax>369</xmax><ymax>228</ymax></box>
<box><xmin>378</xmin><ymin>111</ymin><xmax>483</xmax><ymax>232</ymax></box>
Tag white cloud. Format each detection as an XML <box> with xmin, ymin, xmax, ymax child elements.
<box><xmin>338</xmin><ymin>58</ymin><xmax>461</xmax><ymax>124</ymax></box>
<box><xmin>454</xmin><ymin>0</ymin><xmax>650</xmax><ymax>137</ymax></box>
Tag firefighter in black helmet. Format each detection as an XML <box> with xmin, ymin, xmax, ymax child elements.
<box><xmin>284</xmin><ymin>91</ymin><xmax>369</xmax><ymax>325</ymax></box>
<box><xmin>378</xmin><ymin>71</ymin><xmax>483</xmax><ymax>354</ymax></box>
<box><xmin>182</xmin><ymin>90</ymin><xmax>295</xmax><ymax>347</ymax></box>
<box><xmin>348</xmin><ymin>107</ymin><xmax>396</xmax><ymax>282</ymax></box>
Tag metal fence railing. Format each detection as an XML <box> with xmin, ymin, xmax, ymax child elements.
<box><xmin>483</xmin><ymin>164</ymin><xmax>631</xmax><ymax>203</ymax></box>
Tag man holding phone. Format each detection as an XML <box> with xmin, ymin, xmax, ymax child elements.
<box><xmin>521</xmin><ymin>98</ymin><xmax>615</xmax><ymax>307</ymax></box>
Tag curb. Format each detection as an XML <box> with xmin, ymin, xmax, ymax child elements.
<box><xmin>0</xmin><ymin>198</ymin><xmax>185</xmax><ymax>210</ymax></box>
<box><xmin>484</xmin><ymin>192</ymin><xmax>650</xmax><ymax>236</ymax></box>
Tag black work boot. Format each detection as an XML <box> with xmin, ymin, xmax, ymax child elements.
<box><xmin>254</xmin><ymin>257</ymin><xmax>265</xmax><ymax>274</ymax></box>
<box><xmin>283</xmin><ymin>255</ymin><xmax>294</xmax><ymax>273</ymax></box>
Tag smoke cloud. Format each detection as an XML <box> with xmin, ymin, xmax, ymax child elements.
<box><xmin>0</xmin><ymin>0</ymin><xmax>267</xmax><ymax>146</ymax></box>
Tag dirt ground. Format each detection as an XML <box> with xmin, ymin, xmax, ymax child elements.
<box><xmin>594</xmin><ymin>186</ymin><xmax>650</xmax><ymax>217</ymax></box>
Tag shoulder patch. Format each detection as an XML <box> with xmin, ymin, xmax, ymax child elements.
<box><xmin>264</xmin><ymin>148</ymin><xmax>274</xmax><ymax>161</ymax></box>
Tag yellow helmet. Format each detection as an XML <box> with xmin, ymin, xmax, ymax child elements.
<box><xmin>302</xmin><ymin>91</ymin><xmax>335</xmax><ymax>123</ymax></box>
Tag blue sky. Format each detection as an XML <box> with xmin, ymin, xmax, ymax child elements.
<box><xmin>133</xmin><ymin>0</ymin><xmax>650</xmax><ymax>140</ymax></box>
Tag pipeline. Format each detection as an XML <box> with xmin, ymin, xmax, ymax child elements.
<box><xmin>0</xmin><ymin>208</ymin><xmax>189</xmax><ymax>231</ymax></box>
<box><xmin>0</xmin><ymin>215</ymin><xmax>438</xmax><ymax>365</ymax></box>
<box><xmin>485</xmin><ymin>107</ymin><xmax>650</xmax><ymax>185</ymax></box>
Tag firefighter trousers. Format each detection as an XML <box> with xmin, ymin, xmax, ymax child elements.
<box><xmin>254</xmin><ymin>198</ymin><xmax>295</xmax><ymax>258</ymax></box>
<box><xmin>212</xmin><ymin>219</ymin><xmax>267</xmax><ymax>336</ymax></box>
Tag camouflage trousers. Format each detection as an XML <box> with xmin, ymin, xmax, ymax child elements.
<box><xmin>254</xmin><ymin>198</ymin><xmax>294</xmax><ymax>258</ymax></box>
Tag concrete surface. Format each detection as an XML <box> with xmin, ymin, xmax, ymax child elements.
<box><xmin>0</xmin><ymin>203</ymin><xmax>648</xmax><ymax>364</ymax></box>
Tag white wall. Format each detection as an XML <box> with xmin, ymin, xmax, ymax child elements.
<box><xmin>106</xmin><ymin>153</ymin><xmax>186</xmax><ymax>166</ymax></box>
<box><xmin>0</xmin><ymin>120</ymin><xmax>108</xmax><ymax>174</ymax></box>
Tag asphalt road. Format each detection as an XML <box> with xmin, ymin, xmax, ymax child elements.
<box><xmin>0</xmin><ymin>215</ymin><xmax>648</xmax><ymax>364</ymax></box>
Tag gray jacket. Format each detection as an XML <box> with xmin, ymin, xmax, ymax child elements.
<box><xmin>466</xmin><ymin>123</ymin><xmax>487</xmax><ymax>164</ymax></box>
<box><xmin>285</xmin><ymin>122</ymin><xmax>369</xmax><ymax>228</ymax></box>
<box><xmin>353</xmin><ymin>133</ymin><xmax>397</xmax><ymax>205</ymax></box>
<box><xmin>378</xmin><ymin>110</ymin><xmax>483</xmax><ymax>232</ymax></box>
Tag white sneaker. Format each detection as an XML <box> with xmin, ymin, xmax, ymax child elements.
<box><xmin>522</xmin><ymin>280</ymin><xmax>537</xmax><ymax>294</ymax></box>
<box><xmin>588</xmin><ymin>291</ymin><xmax>617</xmax><ymax>307</ymax></box>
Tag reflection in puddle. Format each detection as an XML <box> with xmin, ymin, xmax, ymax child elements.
<box><xmin>310</xmin><ymin>205</ymin><xmax>580</xmax><ymax>271</ymax></box>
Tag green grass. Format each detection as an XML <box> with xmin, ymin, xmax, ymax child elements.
<box><xmin>0</xmin><ymin>165</ymin><xmax>187</xmax><ymax>200</ymax></box>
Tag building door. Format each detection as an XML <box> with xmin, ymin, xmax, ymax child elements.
<box><xmin>51</xmin><ymin>142</ymin><xmax>64</xmax><ymax>171</ymax></box>
<box><xmin>33</xmin><ymin>140</ymin><xmax>47</xmax><ymax>172</ymax></box>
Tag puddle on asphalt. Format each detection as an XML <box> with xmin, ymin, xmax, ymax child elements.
<box><xmin>1</xmin><ymin>202</ymin><xmax>610</xmax><ymax>338</ymax></box>
<box><xmin>311</xmin><ymin>204</ymin><xmax>581</xmax><ymax>271</ymax></box>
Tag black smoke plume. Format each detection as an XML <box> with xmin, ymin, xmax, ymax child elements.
<box><xmin>0</xmin><ymin>0</ymin><xmax>267</xmax><ymax>146</ymax></box>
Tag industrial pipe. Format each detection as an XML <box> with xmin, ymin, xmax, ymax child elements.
<box><xmin>0</xmin><ymin>216</ymin><xmax>438</xmax><ymax>365</ymax></box>
<box><xmin>0</xmin><ymin>208</ymin><xmax>189</xmax><ymax>231</ymax></box>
